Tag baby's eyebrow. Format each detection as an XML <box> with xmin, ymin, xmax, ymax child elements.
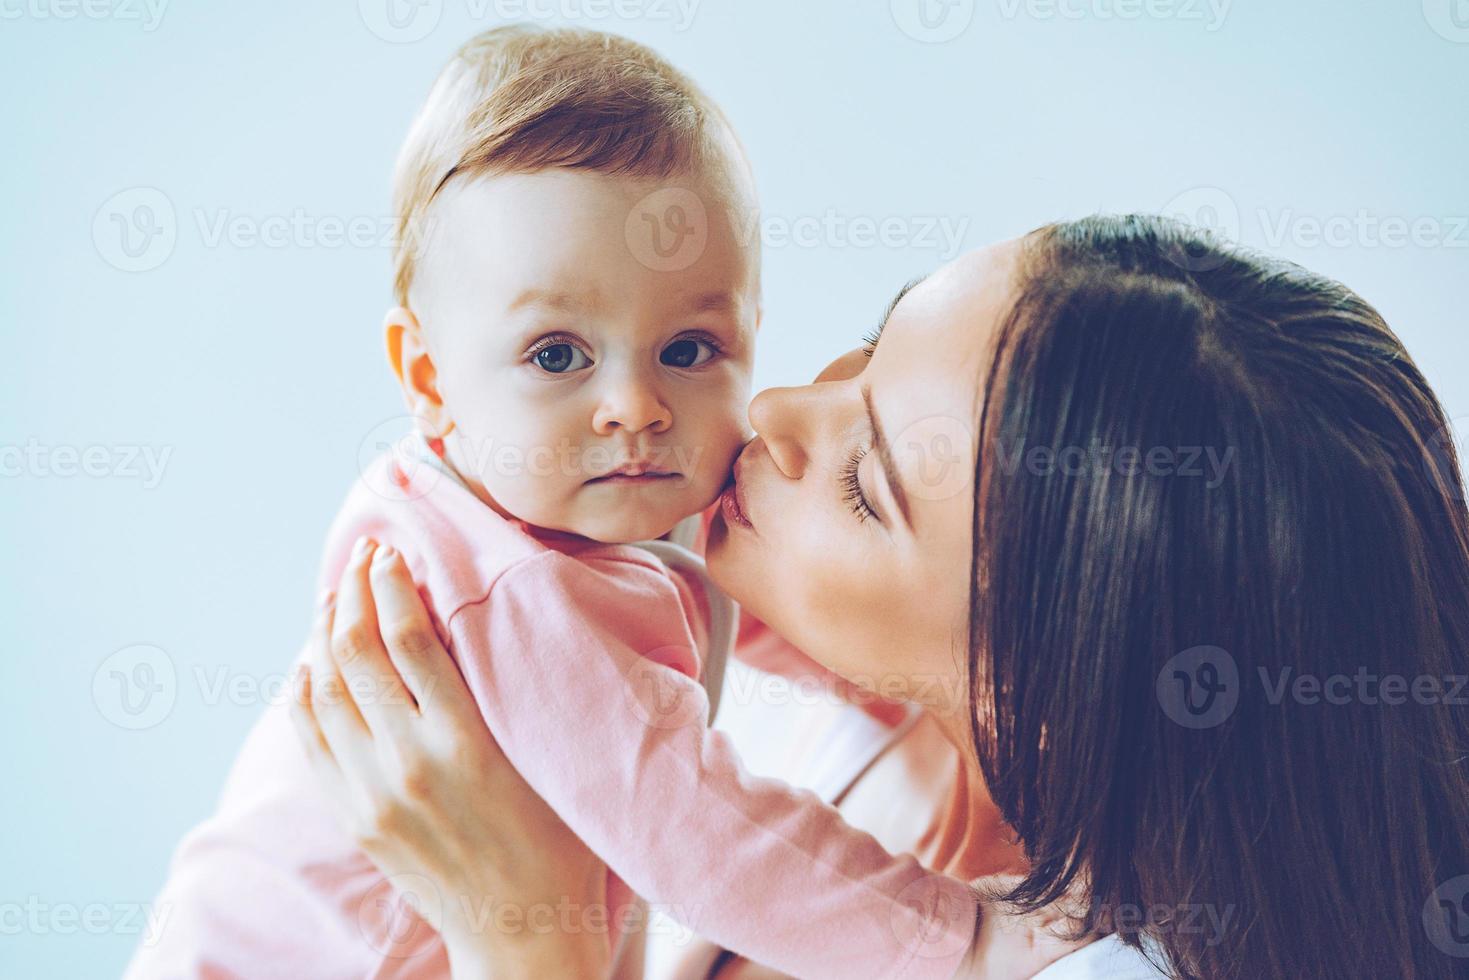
<box><xmin>506</xmin><ymin>288</ymin><xmax>600</xmax><ymax>315</ymax></box>
<box><xmin>683</xmin><ymin>290</ymin><xmax>741</xmax><ymax>315</ymax></box>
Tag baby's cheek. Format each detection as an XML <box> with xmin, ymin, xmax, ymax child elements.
<box><xmin>469</xmin><ymin>421</ymin><xmax>582</xmax><ymax>522</ymax></box>
<box><xmin>683</xmin><ymin>402</ymin><xmax>747</xmax><ymax>471</ymax></box>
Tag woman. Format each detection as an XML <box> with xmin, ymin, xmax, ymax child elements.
<box><xmin>292</xmin><ymin>215</ymin><xmax>1469</xmax><ymax>978</ymax></box>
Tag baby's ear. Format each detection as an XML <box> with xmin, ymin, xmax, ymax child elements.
<box><xmin>383</xmin><ymin>306</ymin><xmax>451</xmax><ymax>438</ymax></box>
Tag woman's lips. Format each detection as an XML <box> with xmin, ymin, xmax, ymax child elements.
<box><xmin>719</xmin><ymin>461</ymin><xmax>755</xmax><ymax>531</ymax></box>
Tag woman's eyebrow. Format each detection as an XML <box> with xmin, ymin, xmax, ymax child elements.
<box><xmin>861</xmin><ymin>383</ymin><xmax>912</xmax><ymax>531</ymax></box>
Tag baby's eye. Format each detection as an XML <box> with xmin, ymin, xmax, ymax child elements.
<box><xmin>660</xmin><ymin>338</ymin><xmax>717</xmax><ymax>369</ymax></box>
<box><xmin>533</xmin><ymin>343</ymin><xmax>592</xmax><ymax>374</ymax></box>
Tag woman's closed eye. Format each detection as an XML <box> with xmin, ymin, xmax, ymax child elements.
<box><xmin>860</xmin><ymin>326</ymin><xmax>883</xmax><ymax>359</ymax></box>
<box><xmin>840</xmin><ymin>446</ymin><xmax>878</xmax><ymax>523</ymax></box>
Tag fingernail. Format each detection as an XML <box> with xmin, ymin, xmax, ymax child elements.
<box><xmin>373</xmin><ymin>545</ymin><xmax>396</xmax><ymax>566</ymax></box>
<box><xmin>352</xmin><ymin>535</ymin><xmax>375</xmax><ymax>557</ymax></box>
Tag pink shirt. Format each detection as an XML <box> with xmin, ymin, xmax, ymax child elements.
<box><xmin>126</xmin><ymin>451</ymin><xmax>976</xmax><ymax>980</ymax></box>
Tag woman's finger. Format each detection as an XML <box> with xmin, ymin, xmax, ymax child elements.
<box><xmin>329</xmin><ymin>537</ymin><xmax>415</xmax><ymax>734</ymax></box>
<box><xmin>309</xmin><ymin>597</ymin><xmax>375</xmax><ymax>765</ymax></box>
<box><xmin>288</xmin><ymin>662</ymin><xmax>353</xmax><ymax>803</ymax></box>
<box><xmin>289</xmin><ymin>662</ymin><xmax>334</xmax><ymax>764</ymax></box>
<box><xmin>287</xmin><ymin>604</ymin><xmax>363</xmax><ymax>827</ymax></box>
<box><xmin>367</xmin><ymin>546</ymin><xmax>457</xmax><ymax>714</ymax></box>
<box><xmin>289</xmin><ymin>595</ymin><xmax>338</xmax><ymax>758</ymax></box>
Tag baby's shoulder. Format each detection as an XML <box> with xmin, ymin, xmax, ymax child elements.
<box><xmin>325</xmin><ymin>452</ymin><xmax>699</xmax><ymax>621</ymax></box>
<box><xmin>316</xmin><ymin>452</ymin><xmax>548</xmax><ymax>614</ymax></box>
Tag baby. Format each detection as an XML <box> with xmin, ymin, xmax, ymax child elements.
<box><xmin>127</xmin><ymin>26</ymin><xmax>975</xmax><ymax>980</ymax></box>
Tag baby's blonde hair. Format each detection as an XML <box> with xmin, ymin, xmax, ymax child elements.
<box><xmin>391</xmin><ymin>25</ymin><xmax>732</xmax><ymax>306</ymax></box>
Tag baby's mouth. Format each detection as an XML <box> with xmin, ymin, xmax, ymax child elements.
<box><xmin>585</xmin><ymin>465</ymin><xmax>682</xmax><ymax>484</ymax></box>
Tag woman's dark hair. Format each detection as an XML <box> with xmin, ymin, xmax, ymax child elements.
<box><xmin>969</xmin><ymin>214</ymin><xmax>1469</xmax><ymax>978</ymax></box>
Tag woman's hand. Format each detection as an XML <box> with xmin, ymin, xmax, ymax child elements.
<box><xmin>289</xmin><ymin>537</ymin><xmax>612</xmax><ymax>979</ymax></box>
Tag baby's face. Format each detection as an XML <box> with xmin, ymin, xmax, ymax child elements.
<box><xmin>406</xmin><ymin>167</ymin><xmax>759</xmax><ymax>543</ymax></box>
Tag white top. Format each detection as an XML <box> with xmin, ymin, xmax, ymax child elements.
<box><xmin>1032</xmin><ymin>934</ymin><xmax>1166</xmax><ymax>979</ymax></box>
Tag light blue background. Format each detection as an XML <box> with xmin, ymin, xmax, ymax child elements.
<box><xmin>2</xmin><ymin>0</ymin><xmax>1465</xmax><ymax>974</ymax></box>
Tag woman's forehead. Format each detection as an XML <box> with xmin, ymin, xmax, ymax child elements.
<box><xmin>878</xmin><ymin>239</ymin><xmax>1022</xmax><ymax>390</ymax></box>
<box><xmin>910</xmin><ymin>239</ymin><xmax>1022</xmax><ymax>327</ymax></box>
<box><xmin>854</xmin><ymin>241</ymin><xmax>1023</xmax><ymax>539</ymax></box>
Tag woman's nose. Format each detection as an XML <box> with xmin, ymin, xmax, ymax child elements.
<box><xmin>592</xmin><ymin>374</ymin><xmax>673</xmax><ymax>436</ymax></box>
<box><xmin>747</xmin><ymin>385</ymin><xmax>813</xmax><ymax>479</ymax></box>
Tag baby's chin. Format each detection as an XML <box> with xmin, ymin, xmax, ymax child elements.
<box><xmin>573</xmin><ymin>485</ymin><xmax>724</xmax><ymax>544</ymax></box>
<box><xmin>512</xmin><ymin>490</ymin><xmax>707</xmax><ymax>545</ymax></box>
<box><xmin>560</xmin><ymin>512</ymin><xmax>688</xmax><ymax>544</ymax></box>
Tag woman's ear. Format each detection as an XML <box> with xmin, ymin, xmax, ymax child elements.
<box><xmin>384</xmin><ymin>306</ymin><xmax>453</xmax><ymax>439</ymax></box>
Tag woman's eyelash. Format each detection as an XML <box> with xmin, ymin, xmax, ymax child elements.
<box><xmin>840</xmin><ymin>446</ymin><xmax>877</xmax><ymax>523</ymax></box>
<box><xmin>861</xmin><ymin>323</ymin><xmax>884</xmax><ymax>358</ymax></box>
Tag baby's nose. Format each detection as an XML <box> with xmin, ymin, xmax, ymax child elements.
<box><xmin>592</xmin><ymin>379</ymin><xmax>672</xmax><ymax>435</ymax></box>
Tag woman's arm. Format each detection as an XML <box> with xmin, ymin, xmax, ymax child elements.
<box><xmin>288</xmin><ymin>541</ymin><xmax>612</xmax><ymax>978</ymax></box>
